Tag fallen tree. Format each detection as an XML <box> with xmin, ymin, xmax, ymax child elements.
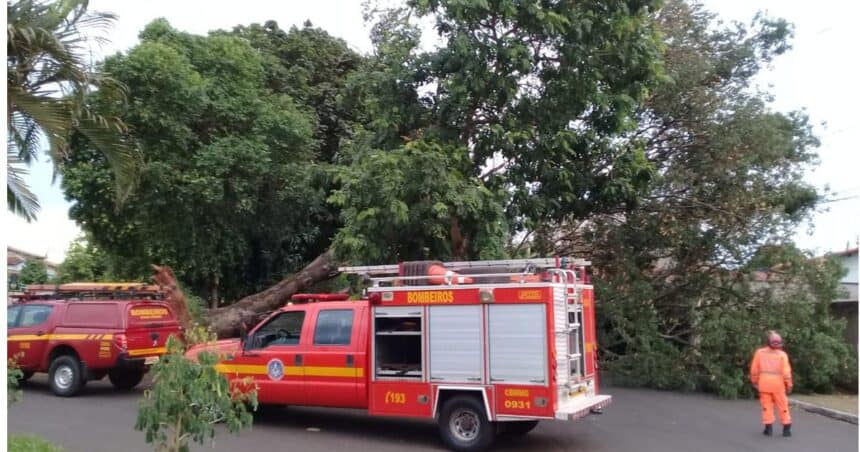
<box><xmin>156</xmin><ymin>251</ymin><xmax>339</xmax><ymax>338</ymax></box>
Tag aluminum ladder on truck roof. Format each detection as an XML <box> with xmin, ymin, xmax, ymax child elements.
<box><xmin>16</xmin><ymin>283</ymin><xmax>165</xmax><ymax>302</ymax></box>
<box><xmin>339</xmin><ymin>257</ymin><xmax>590</xmax><ymax>287</ymax></box>
<box><xmin>339</xmin><ymin>257</ymin><xmax>590</xmax><ymax>275</ymax></box>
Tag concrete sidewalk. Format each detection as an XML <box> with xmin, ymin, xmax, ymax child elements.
<box><xmin>790</xmin><ymin>393</ymin><xmax>858</xmax><ymax>424</ymax></box>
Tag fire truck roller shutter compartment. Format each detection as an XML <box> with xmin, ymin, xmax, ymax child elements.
<box><xmin>429</xmin><ymin>305</ymin><xmax>483</xmax><ymax>382</ymax></box>
<box><xmin>488</xmin><ymin>304</ymin><xmax>547</xmax><ymax>385</ymax></box>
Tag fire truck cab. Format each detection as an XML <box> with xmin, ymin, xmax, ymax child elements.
<box><xmin>198</xmin><ymin>258</ymin><xmax>610</xmax><ymax>451</ymax></box>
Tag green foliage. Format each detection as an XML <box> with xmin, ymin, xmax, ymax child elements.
<box><xmin>182</xmin><ymin>291</ymin><xmax>207</xmax><ymax>324</ymax></box>
<box><xmin>8</xmin><ymin>357</ymin><xmax>24</xmax><ymax>406</ymax></box>
<box><xmin>599</xmin><ymin>248</ymin><xmax>856</xmax><ymax>398</ymax></box>
<box><xmin>135</xmin><ymin>336</ymin><xmax>257</xmax><ymax>452</ymax></box>
<box><xmin>55</xmin><ymin>237</ymin><xmax>113</xmax><ymax>283</ymax></box>
<box><xmin>407</xmin><ymin>0</ymin><xmax>664</xmax><ymax>227</ymax></box>
<box><xmin>699</xmin><ymin>250</ymin><xmax>854</xmax><ymax>397</ymax></box>
<box><xmin>331</xmin><ymin>139</ymin><xmax>508</xmax><ymax>263</ymax></box>
<box><xmin>330</xmin><ymin>0</ymin><xmax>666</xmax><ymax>258</ymax></box>
<box><xmin>576</xmin><ymin>1</ymin><xmax>854</xmax><ymax>398</ymax></box>
<box><xmin>7</xmin><ymin>0</ymin><xmax>140</xmax><ymax>221</ymax></box>
<box><xmin>230</xmin><ymin>21</ymin><xmax>363</xmax><ymax>162</ymax></box>
<box><xmin>7</xmin><ymin>434</ymin><xmax>63</xmax><ymax>452</ymax></box>
<box><xmin>344</xmin><ymin>8</ymin><xmax>428</xmax><ymax>150</ymax></box>
<box><xmin>63</xmin><ymin>0</ymin><xmax>667</xmax><ymax>308</ymax></box>
<box><xmin>19</xmin><ymin>260</ymin><xmax>49</xmax><ymax>285</ymax></box>
<box><xmin>63</xmin><ymin>20</ymin><xmax>339</xmax><ymax>301</ymax></box>
<box><xmin>43</xmin><ymin>0</ymin><xmax>848</xmax><ymax>399</ymax></box>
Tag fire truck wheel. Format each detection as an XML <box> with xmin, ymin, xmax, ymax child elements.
<box><xmin>438</xmin><ymin>395</ymin><xmax>495</xmax><ymax>452</ymax></box>
<box><xmin>108</xmin><ymin>369</ymin><xmax>145</xmax><ymax>390</ymax></box>
<box><xmin>502</xmin><ymin>420</ymin><xmax>539</xmax><ymax>436</ymax></box>
<box><xmin>48</xmin><ymin>355</ymin><xmax>84</xmax><ymax>397</ymax></box>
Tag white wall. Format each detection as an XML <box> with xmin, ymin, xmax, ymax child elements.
<box><xmin>840</xmin><ymin>253</ymin><xmax>858</xmax><ymax>284</ymax></box>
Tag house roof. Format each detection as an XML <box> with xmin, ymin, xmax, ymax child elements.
<box><xmin>6</xmin><ymin>246</ymin><xmax>60</xmax><ymax>268</ymax></box>
<box><xmin>829</xmin><ymin>247</ymin><xmax>859</xmax><ymax>258</ymax></box>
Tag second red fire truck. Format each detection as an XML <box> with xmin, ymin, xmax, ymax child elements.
<box><xmin>189</xmin><ymin>257</ymin><xmax>611</xmax><ymax>451</ymax></box>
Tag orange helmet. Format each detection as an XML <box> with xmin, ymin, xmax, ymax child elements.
<box><xmin>767</xmin><ymin>331</ymin><xmax>783</xmax><ymax>349</ymax></box>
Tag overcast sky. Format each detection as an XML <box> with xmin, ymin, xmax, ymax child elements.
<box><xmin>6</xmin><ymin>0</ymin><xmax>859</xmax><ymax>263</ymax></box>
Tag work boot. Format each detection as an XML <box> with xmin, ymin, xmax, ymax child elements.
<box><xmin>762</xmin><ymin>424</ymin><xmax>773</xmax><ymax>436</ymax></box>
<box><xmin>782</xmin><ymin>424</ymin><xmax>792</xmax><ymax>437</ymax></box>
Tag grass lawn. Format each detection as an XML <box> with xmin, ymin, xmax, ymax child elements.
<box><xmin>8</xmin><ymin>434</ymin><xmax>63</xmax><ymax>452</ymax></box>
<box><xmin>793</xmin><ymin>393</ymin><xmax>858</xmax><ymax>415</ymax></box>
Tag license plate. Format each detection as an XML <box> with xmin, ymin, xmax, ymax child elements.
<box><xmin>144</xmin><ymin>356</ymin><xmax>160</xmax><ymax>365</ymax></box>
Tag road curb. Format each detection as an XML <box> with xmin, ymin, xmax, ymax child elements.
<box><xmin>789</xmin><ymin>398</ymin><xmax>858</xmax><ymax>425</ymax></box>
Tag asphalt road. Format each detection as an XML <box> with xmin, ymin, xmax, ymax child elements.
<box><xmin>8</xmin><ymin>375</ymin><xmax>857</xmax><ymax>452</ymax></box>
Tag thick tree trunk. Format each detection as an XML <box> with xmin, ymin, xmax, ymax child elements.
<box><xmin>206</xmin><ymin>250</ymin><xmax>339</xmax><ymax>338</ymax></box>
<box><xmin>153</xmin><ymin>250</ymin><xmax>340</xmax><ymax>338</ymax></box>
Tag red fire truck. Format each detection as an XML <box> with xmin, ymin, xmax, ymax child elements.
<box><xmin>191</xmin><ymin>258</ymin><xmax>611</xmax><ymax>451</ymax></box>
<box><xmin>7</xmin><ymin>283</ymin><xmax>181</xmax><ymax>396</ymax></box>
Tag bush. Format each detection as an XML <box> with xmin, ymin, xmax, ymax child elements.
<box><xmin>8</xmin><ymin>357</ymin><xmax>23</xmax><ymax>406</ymax></box>
<box><xmin>182</xmin><ymin>291</ymin><xmax>206</xmax><ymax>324</ymax></box>
<box><xmin>599</xmin><ymin>248</ymin><xmax>857</xmax><ymax>399</ymax></box>
<box><xmin>135</xmin><ymin>334</ymin><xmax>257</xmax><ymax>452</ymax></box>
<box><xmin>18</xmin><ymin>260</ymin><xmax>48</xmax><ymax>285</ymax></box>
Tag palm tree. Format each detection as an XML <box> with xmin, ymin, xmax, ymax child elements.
<box><xmin>7</xmin><ymin>0</ymin><xmax>140</xmax><ymax>221</ymax></box>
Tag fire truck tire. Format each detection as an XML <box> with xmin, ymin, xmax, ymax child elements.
<box><xmin>108</xmin><ymin>369</ymin><xmax>145</xmax><ymax>390</ymax></box>
<box><xmin>502</xmin><ymin>420</ymin><xmax>539</xmax><ymax>436</ymax></box>
<box><xmin>438</xmin><ymin>395</ymin><xmax>495</xmax><ymax>452</ymax></box>
<box><xmin>48</xmin><ymin>355</ymin><xmax>84</xmax><ymax>397</ymax></box>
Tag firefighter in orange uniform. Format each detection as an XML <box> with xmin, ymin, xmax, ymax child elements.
<box><xmin>750</xmin><ymin>331</ymin><xmax>793</xmax><ymax>437</ymax></box>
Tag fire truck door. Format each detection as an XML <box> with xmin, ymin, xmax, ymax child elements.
<box><xmin>8</xmin><ymin>304</ymin><xmax>54</xmax><ymax>370</ymax></box>
<box><xmin>7</xmin><ymin>305</ymin><xmax>24</xmax><ymax>368</ymax></box>
<box><xmin>303</xmin><ymin>307</ymin><xmax>364</xmax><ymax>408</ymax></box>
<box><xmin>230</xmin><ymin>310</ymin><xmax>308</xmax><ymax>405</ymax></box>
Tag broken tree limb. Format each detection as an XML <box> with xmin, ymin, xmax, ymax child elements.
<box><xmin>153</xmin><ymin>250</ymin><xmax>341</xmax><ymax>339</ymax></box>
<box><xmin>152</xmin><ymin>264</ymin><xmax>194</xmax><ymax>332</ymax></box>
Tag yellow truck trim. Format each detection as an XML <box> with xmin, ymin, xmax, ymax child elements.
<box><xmin>214</xmin><ymin>364</ymin><xmax>364</xmax><ymax>378</ymax></box>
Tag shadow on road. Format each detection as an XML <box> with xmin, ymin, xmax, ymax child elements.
<box><xmin>252</xmin><ymin>405</ymin><xmax>444</xmax><ymax>448</ymax></box>
<box><xmin>20</xmin><ymin>375</ymin><xmax>147</xmax><ymax>397</ymax></box>
<box><xmin>250</xmin><ymin>405</ymin><xmax>595</xmax><ymax>451</ymax></box>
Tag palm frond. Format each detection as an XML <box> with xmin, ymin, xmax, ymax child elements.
<box><xmin>8</xmin><ymin>85</ymin><xmax>75</xmax><ymax>138</ymax></box>
<box><xmin>73</xmin><ymin>111</ymin><xmax>142</xmax><ymax>204</ymax></box>
<box><xmin>8</xmin><ymin>112</ymin><xmax>44</xmax><ymax>162</ymax></box>
<box><xmin>7</xmin><ymin>0</ymin><xmax>135</xmax><ymax>221</ymax></box>
<box><xmin>7</xmin><ymin>154</ymin><xmax>40</xmax><ymax>222</ymax></box>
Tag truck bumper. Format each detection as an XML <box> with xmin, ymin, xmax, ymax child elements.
<box><xmin>554</xmin><ymin>394</ymin><xmax>612</xmax><ymax>421</ymax></box>
<box><xmin>114</xmin><ymin>353</ymin><xmax>149</xmax><ymax>371</ymax></box>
